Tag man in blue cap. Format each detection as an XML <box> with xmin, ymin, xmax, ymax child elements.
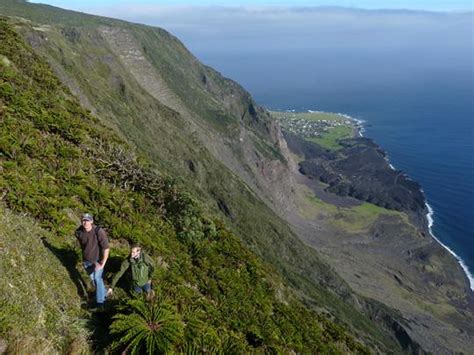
<box><xmin>75</xmin><ymin>213</ymin><xmax>110</xmax><ymax>309</ymax></box>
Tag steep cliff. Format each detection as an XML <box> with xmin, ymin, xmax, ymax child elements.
<box><xmin>0</xmin><ymin>17</ymin><xmax>373</xmax><ymax>353</ymax></box>
<box><xmin>1</xmin><ymin>0</ymin><xmax>473</xmax><ymax>353</ymax></box>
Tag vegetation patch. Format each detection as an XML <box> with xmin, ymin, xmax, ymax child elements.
<box><xmin>273</xmin><ymin>110</ymin><xmax>357</xmax><ymax>150</ymax></box>
<box><xmin>304</xmin><ymin>190</ymin><xmax>403</xmax><ymax>234</ymax></box>
<box><xmin>0</xmin><ymin>18</ymin><xmax>369</xmax><ymax>353</ymax></box>
<box><xmin>0</xmin><ymin>206</ymin><xmax>89</xmax><ymax>354</ymax></box>
<box><xmin>309</xmin><ymin>126</ymin><xmax>354</xmax><ymax>150</ymax></box>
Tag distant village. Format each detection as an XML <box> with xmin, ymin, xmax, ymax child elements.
<box><xmin>277</xmin><ymin>113</ymin><xmax>355</xmax><ymax>139</ymax></box>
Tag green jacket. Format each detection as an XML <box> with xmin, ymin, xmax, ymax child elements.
<box><xmin>111</xmin><ymin>252</ymin><xmax>155</xmax><ymax>288</ymax></box>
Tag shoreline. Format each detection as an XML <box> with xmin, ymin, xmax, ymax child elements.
<box><xmin>290</xmin><ymin>108</ymin><xmax>474</xmax><ymax>291</ymax></box>
<box><xmin>426</xmin><ymin>203</ymin><xmax>474</xmax><ymax>291</ymax></box>
<box><xmin>306</xmin><ymin>109</ymin><xmax>366</xmax><ymax>136</ymax></box>
<box><xmin>341</xmin><ymin>110</ymin><xmax>474</xmax><ymax>292</ymax></box>
<box><xmin>346</xmin><ymin>110</ymin><xmax>474</xmax><ymax>292</ymax></box>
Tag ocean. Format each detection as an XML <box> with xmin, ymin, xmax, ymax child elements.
<box><xmin>260</xmin><ymin>76</ymin><xmax>474</xmax><ymax>290</ymax></box>
<box><xmin>162</xmin><ymin>8</ymin><xmax>473</xmax><ymax>289</ymax></box>
<box><xmin>193</xmin><ymin>41</ymin><xmax>474</xmax><ymax>290</ymax></box>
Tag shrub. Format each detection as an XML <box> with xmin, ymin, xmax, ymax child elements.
<box><xmin>110</xmin><ymin>297</ymin><xmax>184</xmax><ymax>354</ymax></box>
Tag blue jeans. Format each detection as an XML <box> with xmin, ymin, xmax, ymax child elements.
<box><xmin>133</xmin><ymin>282</ymin><xmax>151</xmax><ymax>294</ymax></box>
<box><xmin>84</xmin><ymin>260</ymin><xmax>106</xmax><ymax>304</ymax></box>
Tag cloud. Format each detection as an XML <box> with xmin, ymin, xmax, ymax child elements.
<box><xmin>72</xmin><ymin>5</ymin><xmax>472</xmax><ymax>93</ymax></box>
<box><xmin>84</xmin><ymin>5</ymin><xmax>472</xmax><ymax>47</ymax></box>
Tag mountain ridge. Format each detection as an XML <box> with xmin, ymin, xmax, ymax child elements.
<box><xmin>1</xmin><ymin>1</ymin><xmax>473</xmax><ymax>353</ymax></box>
<box><xmin>0</xmin><ymin>17</ymin><xmax>375</xmax><ymax>352</ymax></box>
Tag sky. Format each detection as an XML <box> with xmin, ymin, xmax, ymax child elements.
<box><xmin>28</xmin><ymin>0</ymin><xmax>472</xmax><ymax>100</ymax></box>
<box><xmin>27</xmin><ymin>0</ymin><xmax>472</xmax><ymax>98</ymax></box>
<box><xmin>29</xmin><ymin>0</ymin><xmax>474</xmax><ymax>12</ymax></box>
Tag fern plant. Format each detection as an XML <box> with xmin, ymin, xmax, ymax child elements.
<box><xmin>181</xmin><ymin>332</ymin><xmax>247</xmax><ymax>355</ymax></box>
<box><xmin>110</xmin><ymin>297</ymin><xmax>184</xmax><ymax>354</ymax></box>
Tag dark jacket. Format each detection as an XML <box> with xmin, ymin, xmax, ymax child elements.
<box><xmin>111</xmin><ymin>251</ymin><xmax>155</xmax><ymax>288</ymax></box>
<box><xmin>75</xmin><ymin>225</ymin><xmax>109</xmax><ymax>262</ymax></box>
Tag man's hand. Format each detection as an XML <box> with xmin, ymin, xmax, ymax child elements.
<box><xmin>94</xmin><ymin>261</ymin><xmax>104</xmax><ymax>271</ymax></box>
<box><xmin>107</xmin><ymin>288</ymin><xmax>113</xmax><ymax>297</ymax></box>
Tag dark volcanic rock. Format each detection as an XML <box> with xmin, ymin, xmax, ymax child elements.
<box><xmin>283</xmin><ymin>131</ymin><xmax>336</xmax><ymax>160</ymax></box>
<box><xmin>292</xmin><ymin>136</ymin><xmax>427</xmax><ymax>224</ymax></box>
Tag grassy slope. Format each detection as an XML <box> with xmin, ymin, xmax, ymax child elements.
<box><xmin>0</xmin><ymin>2</ymin><xmax>410</xmax><ymax>351</ymax></box>
<box><xmin>0</xmin><ymin>207</ymin><xmax>89</xmax><ymax>354</ymax></box>
<box><xmin>0</xmin><ymin>16</ymin><xmax>374</xmax><ymax>353</ymax></box>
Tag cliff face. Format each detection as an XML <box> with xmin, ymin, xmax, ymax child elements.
<box><xmin>1</xmin><ymin>1</ymin><xmax>473</xmax><ymax>353</ymax></box>
<box><xmin>0</xmin><ymin>16</ymin><xmax>373</xmax><ymax>353</ymax></box>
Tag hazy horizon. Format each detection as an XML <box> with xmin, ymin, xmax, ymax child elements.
<box><xmin>28</xmin><ymin>0</ymin><xmax>474</xmax><ymax>12</ymax></box>
<box><xmin>25</xmin><ymin>4</ymin><xmax>472</xmax><ymax>99</ymax></box>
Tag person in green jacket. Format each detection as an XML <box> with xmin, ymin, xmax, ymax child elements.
<box><xmin>107</xmin><ymin>244</ymin><xmax>154</xmax><ymax>295</ymax></box>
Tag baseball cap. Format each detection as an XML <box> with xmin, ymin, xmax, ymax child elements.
<box><xmin>81</xmin><ymin>213</ymin><xmax>93</xmax><ymax>222</ymax></box>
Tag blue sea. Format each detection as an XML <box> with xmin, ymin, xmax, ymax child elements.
<box><xmin>163</xmin><ymin>8</ymin><xmax>474</xmax><ymax>289</ymax></box>
<box><xmin>257</xmin><ymin>74</ymin><xmax>474</xmax><ymax>290</ymax></box>
<box><xmin>211</xmin><ymin>62</ymin><xmax>474</xmax><ymax>288</ymax></box>
<box><xmin>191</xmin><ymin>43</ymin><xmax>473</xmax><ymax>291</ymax></box>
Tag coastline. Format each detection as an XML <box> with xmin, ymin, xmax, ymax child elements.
<box><xmin>347</xmin><ymin>111</ymin><xmax>474</xmax><ymax>291</ymax></box>
<box><xmin>303</xmin><ymin>108</ymin><xmax>474</xmax><ymax>292</ymax></box>
<box><xmin>426</xmin><ymin>203</ymin><xmax>474</xmax><ymax>291</ymax></box>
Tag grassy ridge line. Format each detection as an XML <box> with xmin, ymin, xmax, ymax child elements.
<box><xmin>0</xmin><ymin>17</ymin><xmax>369</xmax><ymax>353</ymax></box>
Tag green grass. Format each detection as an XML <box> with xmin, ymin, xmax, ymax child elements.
<box><xmin>308</xmin><ymin>126</ymin><xmax>353</xmax><ymax>150</ymax></box>
<box><xmin>0</xmin><ymin>17</ymin><xmax>372</xmax><ymax>353</ymax></box>
<box><xmin>332</xmin><ymin>202</ymin><xmax>404</xmax><ymax>233</ymax></box>
<box><xmin>0</xmin><ymin>206</ymin><xmax>90</xmax><ymax>354</ymax></box>
<box><xmin>303</xmin><ymin>190</ymin><xmax>404</xmax><ymax>234</ymax></box>
<box><xmin>272</xmin><ymin>110</ymin><xmax>356</xmax><ymax>150</ymax></box>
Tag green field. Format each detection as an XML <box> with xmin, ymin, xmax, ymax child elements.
<box><xmin>272</xmin><ymin>111</ymin><xmax>349</xmax><ymax>123</ymax></box>
<box><xmin>309</xmin><ymin>126</ymin><xmax>353</xmax><ymax>150</ymax></box>
<box><xmin>271</xmin><ymin>111</ymin><xmax>356</xmax><ymax>150</ymax></box>
<box><xmin>300</xmin><ymin>188</ymin><xmax>405</xmax><ymax>234</ymax></box>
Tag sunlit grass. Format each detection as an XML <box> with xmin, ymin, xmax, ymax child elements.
<box><xmin>0</xmin><ymin>206</ymin><xmax>89</xmax><ymax>354</ymax></box>
<box><xmin>308</xmin><ymin>126</ymin><xmax>353</xmax><ymax>150</ymax></box>
<box><xmin>301</xmin><ymin>189</ymin><xmax>405</xmax><ymax>234</ymax></box>
<box><xmin>272</xmin><ymin>110</ymin><xmax>355</xmax><ymax>150</ymax></box>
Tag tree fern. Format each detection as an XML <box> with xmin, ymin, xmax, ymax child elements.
<box><xmin>110</xmin><ymin>297</ymin><xmax>184</xmax><ymax>354</ymax></box>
